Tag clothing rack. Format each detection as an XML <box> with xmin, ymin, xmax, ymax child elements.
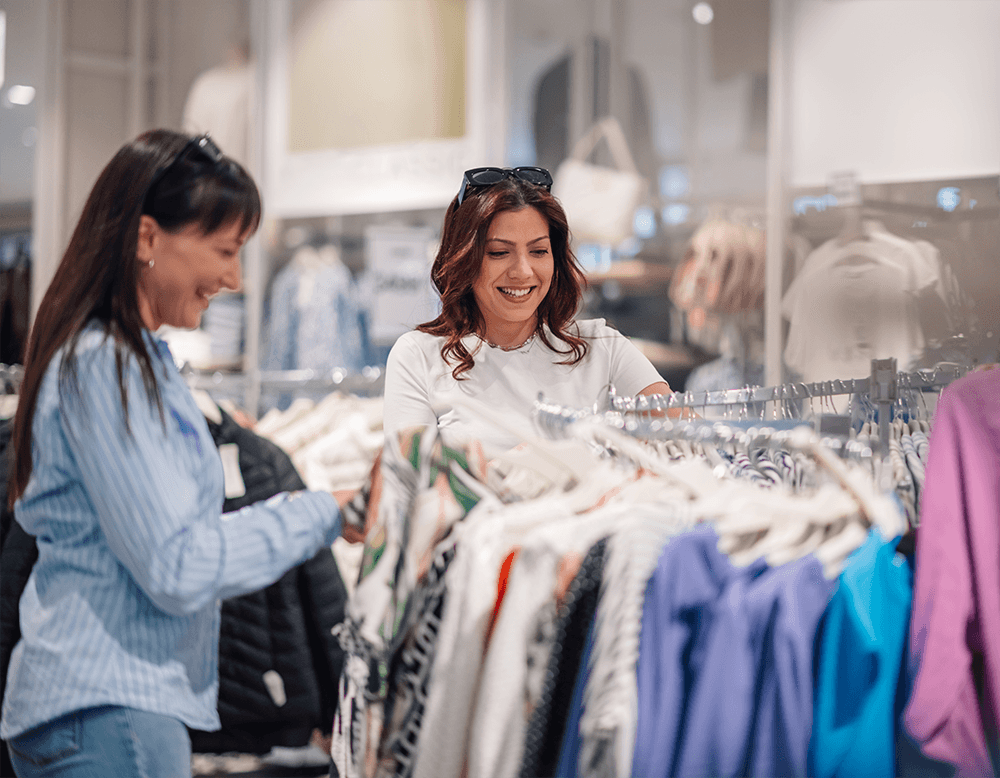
<box><xmin>606</xmin><ymin>361</ymin><xmax>965</xmax><ymax>415</ymax></box>
<box><xmin>535</xmin><ymin>359</ymin><xmax>963</xmax><ymax>472</ymax></box>
<box><xmin>533</xmin><ymin>393</ymin><xmax>845</xmax><ymax>462</ymax></box>
<box><xmin>181</xmin><ymin>365</ymin><xmax>385</xmax><ymax>404</ymax></box>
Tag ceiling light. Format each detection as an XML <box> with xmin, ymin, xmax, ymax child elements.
<box><xmin>692</xmin><ymin>2</ymin><xmax>714</xmax><ymax>25</ymax></box>
<box><xmin>7</xmin><ymin>85</ymin><xmax>36</xmax><ymax>106</ymax></box>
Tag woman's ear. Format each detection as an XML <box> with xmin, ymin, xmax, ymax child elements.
<box><xmin>136</xmin><ymin>215</ymin><xmax>158</xmax><ymax>265</ymax></box>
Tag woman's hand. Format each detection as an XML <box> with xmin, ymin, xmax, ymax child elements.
<box><xmin>333</xmin><ymin>488</ymin><xmax>367</xmax><ymax>544</ymax></box>
<box><xmin>333</xmin><ymin>447</ymin><xmax>383</xmax><ymax>545</ymax></box>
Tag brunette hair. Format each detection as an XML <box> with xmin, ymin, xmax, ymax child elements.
<box><xmin>8</xmin><ymin>129</ymin><xmax>261</xmax><ymax>506</ymax></box>
<box><xmin>417</xmin><ymin>177</ymin><xmax>588</xmax><ymax>379</ymax></box>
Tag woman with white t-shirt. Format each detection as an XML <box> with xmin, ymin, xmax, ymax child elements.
<box><xmin>383</xmin><ymin>166</ymin><xmax>678</xmax><ymax>456</ymax></box>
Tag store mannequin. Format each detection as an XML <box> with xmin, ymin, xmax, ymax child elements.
<box><xmin>182</xmin><ymin>41</ymin><xmax>254</xmax><ymax>167</ymax></box>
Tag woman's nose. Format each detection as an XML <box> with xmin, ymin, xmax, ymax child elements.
<box><xmin>222</xmin><ymin>256</ymin><xmax>243</xmax><ymax>292</ymax></box>
<box><xmin>509</xmin><ymin>250</ymin><xmax>532</xmax><ymax>278</ymax></box>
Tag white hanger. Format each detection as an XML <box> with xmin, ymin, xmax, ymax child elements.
<box><xmin>190</xmin><ymin>388</ymin><xmax>223</xmax><ymax>424</ymax></box>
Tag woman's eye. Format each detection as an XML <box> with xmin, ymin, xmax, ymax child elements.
<box><xmin>487</xmin><ymin>251</ymin><xmax>508</xmax><ymax>258</ymax></box>
<box><xmin>532</xmin><ymin>248</ymin><xmax>550</xmax><ymax>256</ymax></box>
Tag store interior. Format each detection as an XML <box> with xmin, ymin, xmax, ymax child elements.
<box><xmin>2</xmin><ymin>3</ymin><xmax>1000</xmax><ymax>777</ymax></box>
<box><xmin>2</xmin><ymin>0</ymin><xmax>998</xmax><ymax>418</ymax></box>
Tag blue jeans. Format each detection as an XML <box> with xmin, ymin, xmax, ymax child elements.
<box><xmin>6</xmin><ymin>705</ymin><xmax>192</xmax><ymax>778</ymax></box>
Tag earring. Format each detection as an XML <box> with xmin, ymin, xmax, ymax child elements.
<box><xmin>148</xmin><ymin>259</ymin><xmax>155</xmax><ymax>269</ymax></box>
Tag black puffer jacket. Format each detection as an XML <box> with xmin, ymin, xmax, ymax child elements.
<box><xmin>1</xmin><ymin>416</ymin><xmax>35</xmax><ymax>777</ymax></box>
<box><xmin>189</xmin><ymin>406</ymin><xmax>348</xmax><ymax>755</ymax></box>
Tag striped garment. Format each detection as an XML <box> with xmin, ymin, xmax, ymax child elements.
<box><xmin>1</xmin><ymin>322</ymin><xmax>340</xmax><ymax>739</ymax></box>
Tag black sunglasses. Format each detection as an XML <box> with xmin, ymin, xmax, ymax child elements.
<box><xmin>456</xmin><ymin>166</ymin><xmax>553</xmax><ymax>206</ymax></box>
<box><xmin>143</xmin><ymin>134</ymin><xmax>225</xmax><ymax>210</ymax></box>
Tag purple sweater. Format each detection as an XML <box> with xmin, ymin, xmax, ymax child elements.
<box><xmin>905</xmin><ymin>369</ymin><xmax>1000</xmax><ymax>777</ymax></box>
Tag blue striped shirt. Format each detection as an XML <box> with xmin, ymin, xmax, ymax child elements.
<box><xmin>1</xmin><ymin>323</ymin><xmax>341</xmax><ymax>738</ymax></box>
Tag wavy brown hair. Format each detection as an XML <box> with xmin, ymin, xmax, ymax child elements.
<box><xmin>417</xmin><ymin>177</ymin><xmax>588</xmax><ymax>379</ymax></box>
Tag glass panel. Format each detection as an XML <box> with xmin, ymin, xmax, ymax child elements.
<box><xmin>506</xmin><ymin>0</ymin><xmax>770</xmax><ymax>393</ymax></box>
<box><xmin>779</xmin><ymin>1</ymin><xmax>1000</xmax><ymax>395</ymax></box>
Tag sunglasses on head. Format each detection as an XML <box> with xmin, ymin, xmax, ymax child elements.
<box><xmin>456</xmin><ymin>166</ymin><xmax>553</xmax><ymax>206</ymax></box>
<box><xmin>143</xmin><ymin>134</ymin><xmax>225</xmax><ymax>210</ymax></box>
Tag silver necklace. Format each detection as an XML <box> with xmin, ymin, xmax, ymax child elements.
<box><xmin>483</xmin><ymin>331</ymin><xmax>536</xmax><ymax>351</ymax></box>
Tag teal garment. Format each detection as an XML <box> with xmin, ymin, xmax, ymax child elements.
<box><xmin>809</xmin><ymin>529</ymin><xmax>913</xmax><ymax>778</ymax></box>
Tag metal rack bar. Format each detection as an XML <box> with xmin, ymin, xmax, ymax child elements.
<box><xmin>183</xmin><ymin>366</ymin><xmax>384</xmax><ymax>397</ymax></box>
<box><xmin>607</xmin><ymin>362</ymin><xmax>966</xmax><ymax>412</ymax></box>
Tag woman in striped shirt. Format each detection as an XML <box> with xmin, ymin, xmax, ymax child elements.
<box><xmin>1</xmin><ymin>130</ymin><xmax>355</xmax><ymax>778</ymax></box>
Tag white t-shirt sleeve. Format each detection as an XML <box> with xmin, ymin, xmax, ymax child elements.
<box><xmin>383</xmin><ymin>333</ymin><xmax>438</xmax><ymax>439</ymax></box>
<box><xmin>594</xmin><ymin>321</ymin><xmax>666</xmax><ymax>395</ymax></box>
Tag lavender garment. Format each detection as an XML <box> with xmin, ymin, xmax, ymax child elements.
<box><xmin>633</xmin><ymin>527</ymin><xmax>742</xmax><ymax>778</ymax></box>
<box><xmin>905</xmin><ymin>369</ymin><xmax>1000</xmax><ymax>777</ymax></box>
<box><xmin>676</xmin><ymin>552</ymin><xmax>834</xmax><ymax>777</ymax></box>
<box><xmin>633</xmin><ymin>527</ymin><xmax>834</xmax><ymax>778</ymax></box>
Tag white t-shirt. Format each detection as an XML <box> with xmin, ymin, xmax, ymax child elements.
<box><xmin>781</xmin><ymin>229</ymin><xmax>943</xmax><ymax>382</ymax></box>
<box><xmin>383</xmin><ymin>318</ymin><xmax>664</xmax><ymax>455</ymax></box>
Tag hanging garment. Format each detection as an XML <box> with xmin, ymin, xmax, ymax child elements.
<box><xmin>519</xmin><ymin>537</ymin><xmax>608</xmax><ymax>778</ymax></box>
<box><xmin>553</xmin><ymin>617</ymin><xmax>597</xmax><ymax>778</ymax></box>
<box><xmin>186</xmin><ymin>404</ymin><xmax>349</xmax><ymax>755</ymax></box>
<box><xmin>905</xmin><ymin>369</ymin><xmax>1000</xmax><ymax>777</ymax></box>
<box><xmin>375</xmin><ymin>542</ymin><xmax>457</xmax><ymax>778</ymax></box>
<box><xmin>263</xmin><ymin>245</ymin><xmax>369</xmax><ymax>410</ymax></box>
<box><xmin>810</xmin><ymin>530</ymin><xmax>912</xmax><ymax>778</ymax></box>
<box><xmin>782</xmin><ymin>228</ymin><xmax>946</xmax><ymax>382</ymax></box>
<box><xmin>331</xmin><ymin>427</ymin><xmax>485</xmax><ymax>778</ymax></box>
<box><xmin>632</xmin><ymin>526</ymin><xmax>835</xmax><ymax>778</ymax></box>
<box><xmin>576</xmin><ymin>502</ymin><xmax>696</xmax><ymax>778</ymax></box>
<box><xmin>0</xmin><ymin>251</ymin><xmax>30</xmax><ymax>366</ymax></box>
<box><xmin>411</xmin><ymin>459</ymin><xmax>642</xmax><ymax>778</ymax></box>
<box><xmin>0</xmin><ymin>418</ymin><xmax>36</xmax><ymax>778</ymax></box>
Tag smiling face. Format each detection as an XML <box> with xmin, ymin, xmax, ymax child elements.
<box><xmin>471</xmin><ymin>206</ymin><xmax>553</xmax><ymax>347</ymax></box>
<box><xmin>135</xmin><ymin>216</ymin><xmax>246</xmax><ymax>331</ymax></box>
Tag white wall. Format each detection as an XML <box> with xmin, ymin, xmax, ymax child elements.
<box><xmin>0</xmin><ymin>0</ymin><xmax>44</xmax><ymax>206</ymax></box>
<box><xmin>790</xmin><ymin>0</ymin><xmax>1000</xmax><ymax>187</ymax></box>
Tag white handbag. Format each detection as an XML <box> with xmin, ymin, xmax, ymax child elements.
<box><xmin>552</xmin><ymin>116</ymin><xmax>647</xmax><ymax>246</ymax></box>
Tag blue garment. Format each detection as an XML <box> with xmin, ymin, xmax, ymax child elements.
<box><xmin>673</xmin><ymin>541</ymin><xmax>833</xmax><ymax>777</ymax></box>
<box><xmin>810</xmin><ymin>530</ymin><xmax>913</xmax><ymax>778</ymax></box>
<box><xmin>554</xmin><ymin>615</ymin><xmax>596</xmax><ymax>778</ymax></box>
<box><xmin>7</xmin><ymin>705</ymin><xmax>192</xmax><ymax>778</ymax></box>
<box><xmin>632</xmin><ymin>527</ymin><xmax>750</xmax><ymax>778</ymax></box>
<box><xmin>1</xmin><ymin>323</ymin><xmax>341</xmax><ymax>739</ymax></box>
<box><xmin>632</xmin><ymin>527</ymin><xmax>835</xmax><ymax>778</ymax></box>
<box><xmin>262</xmin><ymin>253</ymin><xmax>369</xmax><ymax>409</ymax></box>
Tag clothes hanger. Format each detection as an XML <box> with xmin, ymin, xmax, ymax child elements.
<box><xmin>190</xmin><ymin>388</ymin><xmax>224</xmax><ymax>424</ymax></box>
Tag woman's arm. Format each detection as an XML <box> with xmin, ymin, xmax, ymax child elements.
<box><xmin>638</xmin><ymin>381</ymin><xmax>697</xmax><ymax>419</ymax></box>
<box><xmin>383</xmin><ymin>333</ymin><xmax>439</xmax><ymax>440</ymax></box>
<box><xmin>61</xmin><ymin>344</ymin><xmax>341</xmax><ymax>616</ymax></box>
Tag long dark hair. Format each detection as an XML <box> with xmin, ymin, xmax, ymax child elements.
<box><xmin>8</xmin><ymin>129</ymin><xmax>261</xmax><ymax>506</ymax></box>
<box><xmin>418</xmin><ymin>177</ymin><xmax>588</xmax><ymax>379</ymax></box>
